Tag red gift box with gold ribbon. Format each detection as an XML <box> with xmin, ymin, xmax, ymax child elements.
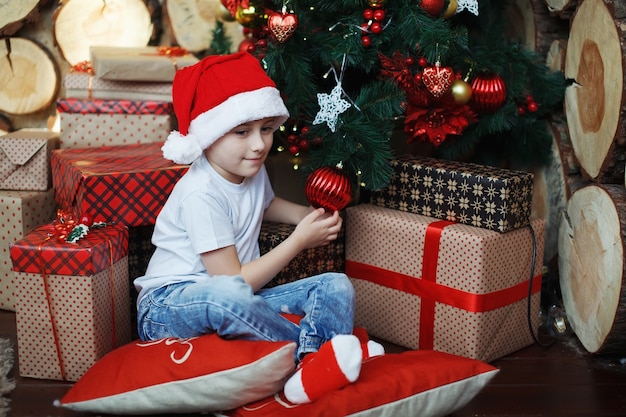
<box><xmin>9</xmin><ymin>216</ymin><xmax>131</xmax><ymax>381</ymax></box>
<box><xmin>51</xmin><ymin>142</ymin><xmax>188</xmax><ymax>227</ymax></box>
<box><xmin>345</xmin><ymin>204</ymin><xmax>544</xmax><ymax>363</ymax></box>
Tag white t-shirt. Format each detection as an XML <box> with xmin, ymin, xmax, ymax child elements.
<box><xmin>134</xmin><ymin>155</ymin><xmax>275</xmax><ymax>303</ymax></box>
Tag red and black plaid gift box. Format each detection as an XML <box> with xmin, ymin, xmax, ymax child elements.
<box><xmin>370</xmin><ymin>155</ymin><xmax>534</xmax><ymax>233</ymax></box>
<box><xmin>10</xmin><ymin>222</ymin><xmax>131</xmax><ymax>381</ymax></box>
<box><xmin>57</xmin><ymin>98</ymin><xmax>173</xmax><ymax>149</ymax></box>
<box><xmin>259</xmin><ymin>222</ymin><xmax>345</xmax><ymax>287</ymax></box>
<box><xmin>51</xmin><ymin>142</ymin><xmax>188</xmax><ymax>227</ymax></box>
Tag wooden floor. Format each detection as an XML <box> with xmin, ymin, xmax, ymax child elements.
<box><xmin>2</xmin><ymin>308</ymin><xmax>626</xmax><ymax>417</ymax></box>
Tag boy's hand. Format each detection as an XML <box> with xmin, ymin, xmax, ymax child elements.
<box><xmin>293</xmin><ymin>207</ymin><xmax>342</xmax><ymax>249</ymax></box>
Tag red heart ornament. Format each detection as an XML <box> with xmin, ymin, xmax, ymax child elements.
<box><xmin>267</xmin><ymin>11</ymin><xmax>298</xmax><ymax>43</ymax></box>
<box><xmin>422</xmin><ymin>64</ymin><xmax>454</xmax><ymax>97</ymax></box>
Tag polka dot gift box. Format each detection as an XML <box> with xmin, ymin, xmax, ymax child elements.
<box><xmin>64</xmin><ymin>73</ymin><xmax>172</xmax><ymax>102</ymax></box>
<box><xmin>0</xmin><ymin>129</ymin><xmax>60</xmax><ymax>191</ymax></box>
<box><xmin>10</xmin><ymin>220</ymin><xmax>131</xmax><ymax>381</ymax></box>
<box><xmin>258</xmin><ymin>221</ymin><xmax>345</xmax><ymax>288</ymax></box>
<box><xmin>56</xmin><ymin>98</ymin><xmax>173</xmax><ymax>149</ymax></box>
<box><xmin>345</xmin><ymin>204</ymin><xmax>544</xmax><ymax>363</ymax></box>
<box><xmin>0</xmin><ymin>189</ymin><xmax>57</xmax><ymax>311</ymax></box>
<box><xmin>369</xmin><ymin>155</ymin><xmax>534</xmax><ymax>233</ymax></box>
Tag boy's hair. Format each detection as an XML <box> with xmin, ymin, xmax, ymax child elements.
<box><xmin>162</xmin><ymin>52</ymin><xmax>289</xmax><ymax>164</ymax></box>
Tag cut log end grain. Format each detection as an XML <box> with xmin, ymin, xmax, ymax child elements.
<box><xmin>0</xmin><ymin>37</ymin><xmax>59</xmax><ymax>115</ymax></box>
<box><xmin>53</xmin><ymin>0</ymin><xmax>153</xmax><ymax>65</ymax></box>
<box><xmin>564</xmin><ymin>0</ymin><xmax>625</xmax><ymax>183</ymax></box>
<box><xmin>164</xmin><ymin>0</ymin><xmax>244</xmax><ymax>53</ymax></box>
<box><xmin>0</xmin><ymin>0</ymin><xmax>45</xmax><ymax>36</ymax></box>
<box><xmin>558</xmin><ymin>184</ymin><xmax>626</xmax><ymax>355</ymax></box>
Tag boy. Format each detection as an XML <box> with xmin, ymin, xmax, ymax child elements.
<box><xmin>134</xmin><ymin>52</ymin><xmax>382</xmax><ymax>404</ymax></box>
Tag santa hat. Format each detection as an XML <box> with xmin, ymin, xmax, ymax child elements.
<box><xmin>162</xmin><ymin>52</ymin><xmax>290</xmax><ymax>164</ymax></box>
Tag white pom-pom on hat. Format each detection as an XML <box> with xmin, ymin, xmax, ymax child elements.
<box><xmin>162</xmin><ymin>131</ymin><xmax>203</xmax><ymax>165</ymax></box>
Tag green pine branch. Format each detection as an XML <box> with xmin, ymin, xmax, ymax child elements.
<box><xmin>247</xmin><ymin>0</ymin><xmax>567</xmax><ymax>189</ymax></box>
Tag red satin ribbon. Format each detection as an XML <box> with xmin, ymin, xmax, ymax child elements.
<box><xmin>156</xmin><ymin>46</ymin><xmax>190</xmax><ymax>72</ymax></box>
<box><xmin>420</xmin><ymin>220</ymin><xmax>454</xmax><ymax>349</ymax></box>
<box><xmin>346</xmin><ymin>221</ymin><xmax>542</xmax><ymax>350</ymax></box>
<box><xmin>37</xmin><ymin>239</ymin><xmax>67</xmax><ymax>381</ymax></box>
<box><xmin>36</xmin><ymin>211</ymin><xmax>118</xmax><ymax>380</ymax></box>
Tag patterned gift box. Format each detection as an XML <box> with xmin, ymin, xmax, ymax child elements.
<box><xmin>128</xmin><ymin>225</ymin><xmax>156</xmax><ymax>323</ymax></box>
<box><xmin>345</xmin><ymin>204</ymin><xmax>544</xmax><ymax>363</ymax></box>
<box><xmin>10</xmin><ymin>222</ymin><xmax>131</xmax><ymax>381</ymax></box>
<box><xmin>90</xmin><ymin>46</ymin><xmax>199</xmax><ymax>82</ymax></box>
<box><xmin>0</xmin><ymin>189</ymin><xmax>57</xmax><ymax>311</ymax></box>
<box><xmin>259</xmin><ymin>222</ymin><xmax>345</xmax><ymax>287</ymax></box>
<box><xmin>0</xmin><ymin>129</ymin><xmax>60</xmax><ymax>191</ymax></box>
<box><xmin>64</xmin><ymin>73</ymin><xmax>172</xmax><ymax>102</ymax></box>
<box><xmin>51</xmin><ymin>142</ymin><xmax>188</xmax><ymax>227</ymax></box>
<box><xmin>370</xmin><ymin>155</ymin><xmax>534</xmax><ymax>233</ymax></box>
<box><xmin>57</xmin><ymin>98</ymin><xmax>173</xmax><ymax>149</ymax></box>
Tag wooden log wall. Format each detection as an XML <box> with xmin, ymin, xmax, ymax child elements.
<box><xmin>555</xmin><ymin>0</ymin><xmax>626</xmax><ymax>356</ymax></box>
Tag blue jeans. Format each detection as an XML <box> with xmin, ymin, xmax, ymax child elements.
<box><xmin>136</xmin><ymin>272</ymin><xmax>355</xmax><ymax>360</ymax></box>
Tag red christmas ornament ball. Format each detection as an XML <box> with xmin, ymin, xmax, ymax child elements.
<box><xmin>238</xmin><ymin>38</ymin><xmax>257</xmax><ymax>53</ymax></box>
<box><xmin>420</xmin><ymin>0</ymin><xmax>445</xmax><ymax>17</ymax></box>
<box><xmin>305</xmin><ymin>165</ymin><xmax>352</xmax><ymax>212</ymax></box>
<box><xmin>469</xmin><ymin>72</ymin><xmax>507</xmax><ymax>114</ymax></box>
<box><xmin>78</xmin><ymin>212</ymin><xmax>93</xmax><ymax>227</ymax></box>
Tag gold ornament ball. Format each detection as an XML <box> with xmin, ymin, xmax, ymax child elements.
<box><xmin>217</xmin><ymin>4</ymin><xmax>236</xmax><ymax>22</ymax></box>
<box><xmin>367</xmin><ymin>0</ymin><xmax>387</xmax><ymax>7</ymax></box>
<box><xmin>451</xmin><ymin>79</ymin><xmax>472</xmax><ymax>105</ymax></box>
<box><xmin>235</xmin><ymin>3</ymin><xmax>267</xmax><ymax>28</ymax></box>
<box><xmin>444</xmin><ymin>0</ymin><xmax>458</xmax><ymax>19</ymax></box>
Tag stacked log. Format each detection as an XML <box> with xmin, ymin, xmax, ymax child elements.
<box><xmin>558</xmin><ymin>0</ymin><xmax>626</xmax><ymax>356</ymax></box>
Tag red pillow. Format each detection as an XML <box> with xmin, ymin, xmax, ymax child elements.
<box><xmin>55</xmin><ymin>334</ymin><xmax>296</xmax><ymax>414</ymax></box>
<box><xmin>220</xmin><ymin>350</ymin><xmax>498</xmax><ymax>417</ymax></box>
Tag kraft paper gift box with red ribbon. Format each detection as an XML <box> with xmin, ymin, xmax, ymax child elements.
<box><xmin>0</xmin><ymin>189</ymin><xmax>57</xmax><ymax>311</ymax></box>
<box><xmin>9</xmin><ymin>214</ymin><xmax>131</xmax><ymax>381</ymax></box>
<box><xmin>57</xmin><ymin>98</ymin><xmax>173</xmax><ymax>149</ymax></box>
<box><xmin>345</xmin><ymin>204</ymin><xmax>544</xmax><ymax>363</ymax></box>
<box><xmin>258</xmin><ymin>221</ymin><xmax>345</xmax><ymax>288</ymax></box>
<box><xmin>64</xmin><ymin>72</ymin><xmax>173</xmax><ymax>102</ymax></box>
<box><xmin>369</xmin><ymin>155</ymin><xmax>534</xmax><ymax>233</ymax></box>
<box><xmin>90</xmin><ymin>46</ymin><xmax>199</xmax><ymax>82</ymax></box>
<box><xmin>0</xmin><ymin>129</ymin><xmax>60</xmax><ymax>191</ymax></box>
<box><xmin>51</xmin><ymin>142</ymin><xmax>188</xmax><ymax>227</ymax></box>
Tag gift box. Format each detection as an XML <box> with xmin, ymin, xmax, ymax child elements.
<box><xmin>0</xmin><ymin>189</ymin><xmax>57</xmax><ymax>311</ymax></box>
<box><xmin>345</xmin><ymin>204</ymin><xmax>544</xmax><ymax>363</ymax></box>
<box><xmin>90</xmin><ymin>46</ymin><xmax>199</xmax><ymax>82</ymax></box>
<box><xmin>10</xmin><ymin>221</ymin><xmax>131</xmax><ymax>381</ymax></box>
<box><xmin>64</xmin><ymin>73</ymin><xmax>172</xmax><ymax>101</ymax></box>
<box><xmin>259</xmin><ymin>222</ymin><xmax>345</xmax><ymax>287</ymax></box>
<box><xmin>128</xmin><ymin>225</ymin><xmax>156</xmax><ymax>322</ymax></box>
<box><xmin>370</xmin><ymin>155</ymin><xmax>534</xmax><ymax>233</ymax></box>
<box><xmin>57</xmin><ymin>98</ymin><xmax>173</xmax><ymax>149</ymax></box>
<box><xmin>51</xmin><ymin>142</ymin><xmax>188</xmax><ymax>227</ymax></box>
<box><xmin>0</xmin><ymin>129</ymin><xmax>60</xmax><ymax>191</ymax></box>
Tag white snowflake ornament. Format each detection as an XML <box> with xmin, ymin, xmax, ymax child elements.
<box><xmin>313</xmin><ymin>83</ymin><xmax>351</xmax><ymax>132</ymax></box>
<box><xmin>457</xmin><ymin>0</ymin><xmax>479</xmax><ymax>15</ymax></box>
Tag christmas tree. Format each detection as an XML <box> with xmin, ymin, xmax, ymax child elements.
<box><xmin>220</xmin><ymin>0</ymin><xmax>567</xmax><ymax>192</ymax></box>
